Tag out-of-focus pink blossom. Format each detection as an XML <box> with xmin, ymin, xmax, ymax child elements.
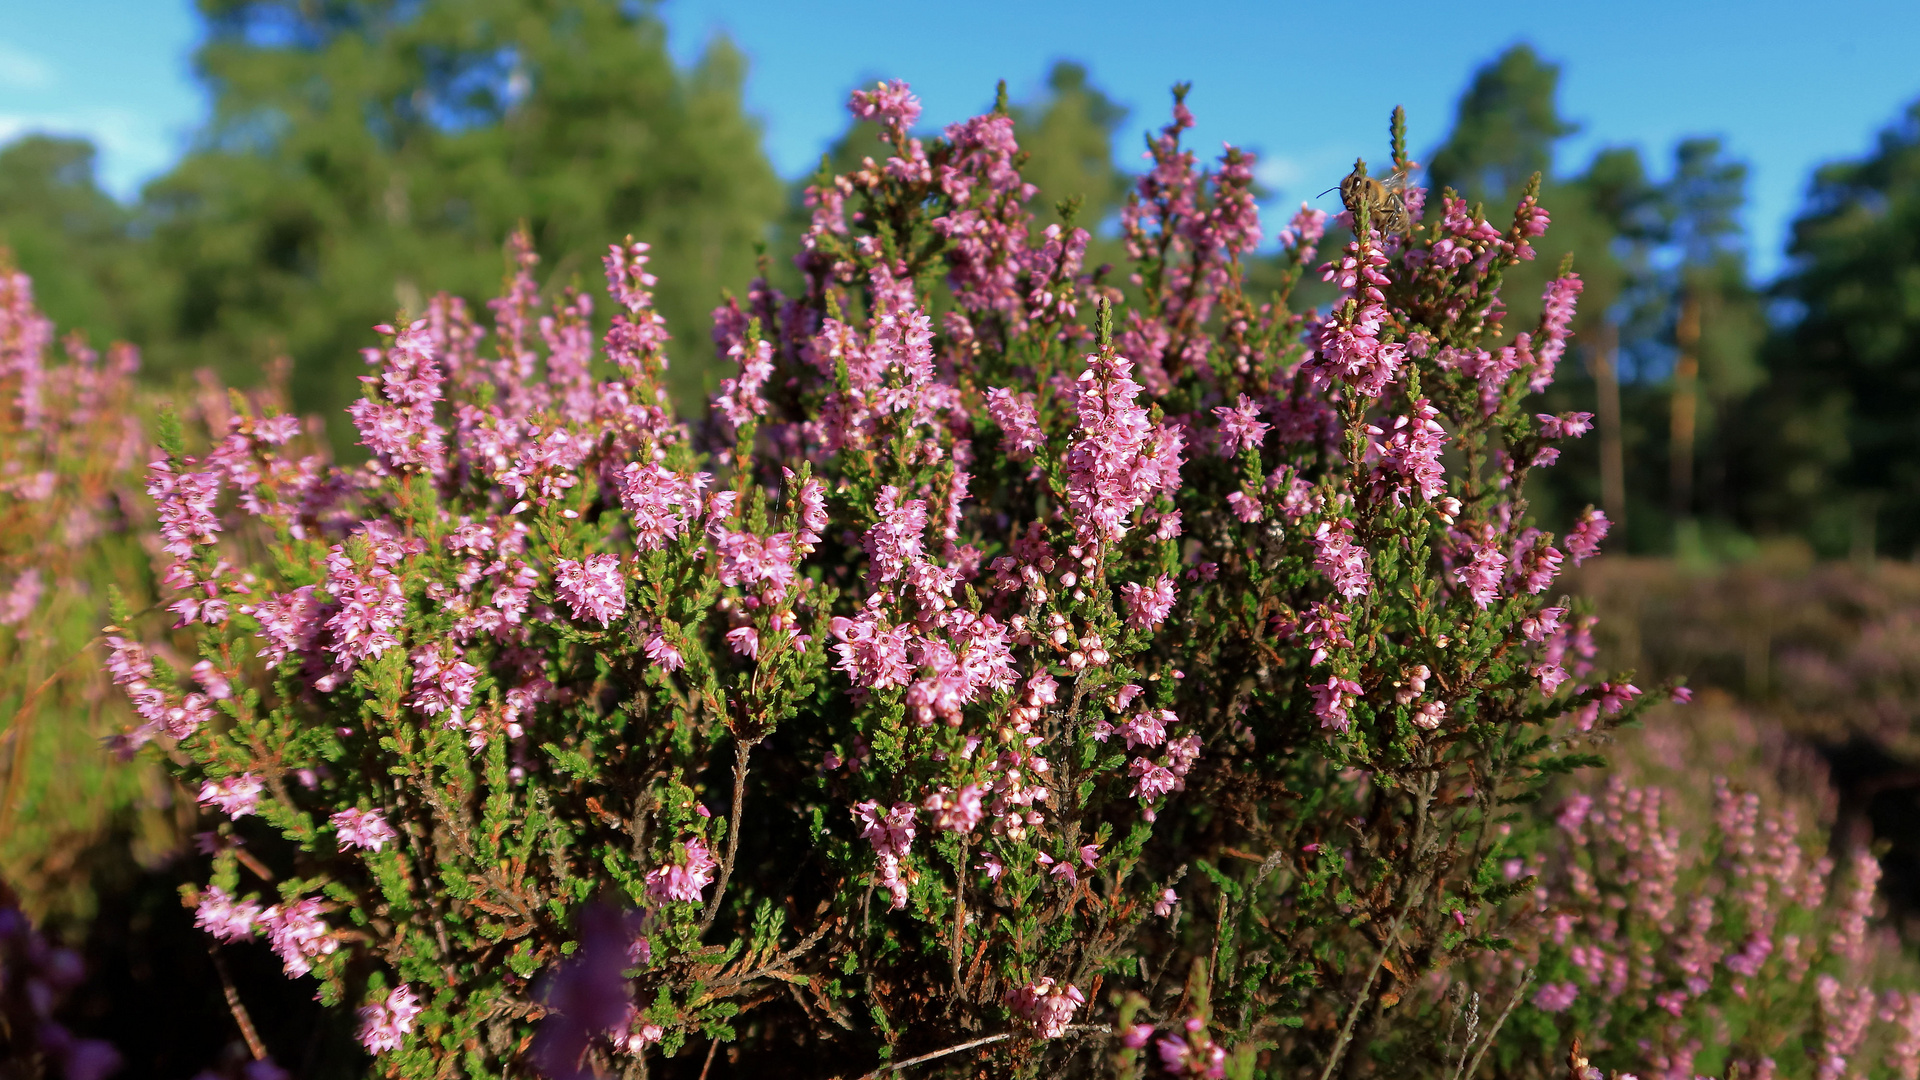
<box><xmin>1533</xmin><ymin>981</ymin><xmax>1579</xmax><ymax>1012</ymax></box>
<box><xmin>195</xmin><ymin>886</ymin><xmax>261</xmax><ymax>943</ymax></box>
<box><xmin>987</xmin><ymin>387</ymin><xmax>1046</xmax><ymax>458</ymax></box>
<box><xmin>1005</xmin><ymin>977</ymin><xmax>1084</xmax><ymax>1039</ymax></box>
<box><xmin>1565</xmin><ymin>507</ymin><xmax>1610</xmax><ymax>565</ymax></box>
<box><xmin>1212</xmin><ymin>394</ymin><xmax>1269</xmax><ymax>457</ymax></box>
<box><xmin>644</xmin><ymin>837</ymin><xmax>718</xmax><ymax>904</ymax></box>
<box><xmin>357</xmin><ymin>983</ymin><xmax>424</xmax><ymax>1054</ymax></box>
<box><xmin>260</xmin><ymin>898</ymin><xmax>337</xmax><ymax>978</ymax></box>
<box><xmin>199</xmin><ymin>774</ymin><xmax>264</xmax><ymax>818</ymax></box>
<box><xmin>332</xmin><ymin>808</ymin><xmax>399</xmax><ymax>853</ymax></box>
<box><xmin>1532</xmin><ymin>274</ymin><xmax>1583</xmax><ymax>390</ymax></box>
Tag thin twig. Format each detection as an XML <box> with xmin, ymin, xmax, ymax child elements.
<box><xmin>860</xmin><ymin>1032</ymin><xmax>1012</xmax><ymax>1077</ymax></box>
<box><xmin>0</xmin><ymin>641</ymin><xmax>95</xmax><ymax>839</ymax></box>
<box><xmin>1459</xmin><ymin>969</ymin><xmax>1534</xmax><ymax>1080</ymax></box>
<box><xmin>701</xmin><ymin>735</ymin><xmax>756</xmax><ymax>930</ymax></box>
<box><xmin>855</xmin><ymin>1024</ymin><xmax>1110</xmax><ymax>1079</ymax></box>
<box><xmin>1316</xmin><ymin>904</ymin><xmax>1410</xmax><ymax>1080</ymax></box>
<box><xmin>697</xmin><ymin>1036</ymin><xmax>721</xmax><ymax>1080</ymax></box>
<box><xmin>208</xmin><ymin>945</ymin><xmax>269</xmax><ymax>1061</ymax></box>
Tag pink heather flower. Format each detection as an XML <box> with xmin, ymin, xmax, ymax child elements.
<box><xmin>1312</xmin><ymin>677</ymin><xmax>1362</xmax><ymax>733</ymax></box>
<box><xmin>243</xmin><ymin>585</ymin><xmax>322</xmax><ymax>669</ymax></box>
<box><xmin>1212</xmin><ymin>394</ymin><xmax>1269</xmax><ymax>457</ymax></box>
<box><xmin>357</xmin><ymin>983</ymin><xmax>424</xmax><ymax>1055</ymax></box>
<box><xmin>1277</xmin><ymin>202</ymin><xmax>1329</xmax><ymax>259</ymax></box>
<box><xmin>323</xmin><ymin>545</ymin><xmax>406</xmax><ymax>670</ymax></box>
<box><xmin>986</xmin><ymin>387</ymin><xmax>1045</xmax><ymax>458</ymax></box>
<box><xmin>1531</xmin><ymin>274</ymin><xmax>1583</xmax><ymax>391</ymax></box>
<box><xmin>1521</xmin><ymin>606</ymin><xmax>1566</xmax><ymax>643</ymax></box>
<box><xmin>849</xmin><ymin>79</ymin><xmax>922</xmax><ymax>140</ymax></box>
<box><xmin>1155</xmin><ymin>889</ymin><xmax>1179</xmax><ymax>917</ymax></box>
<box><xmin>1119</xmin><ymin>709</ymin><xmax>1171</xmax><ymax>750</ymax></box>
<box><xmin>795</xmin><ymin>472</ymin><xmax>829</xmax><ymax>546</ymax></box>
<box><xmin>618</xmin><ymin>463</ymin><xmax>709</xmax><ymax>551</ymax></box>
<box><xmin>105</xmin><ymin>635</ymin><xmax>154</xmax><ymax>687</ymax></box>
<box><xmin>714</xmin><ymin>529</ymin><xmax>798</xmax><ymax>597</ymax></box>
<box><xmin>1832</xmin><ymin>849</ymin><xmax>1881</xmax><ymax>971</ymax></box>
<box><xmin>0</xmin><ymin>568</ymin><xmax>41</xmax><ymax>625</ymax></box>
<box><xmin>1453</xmin><ymin>536</ymin><xmax>1507</xmax><ymax>609</ymax></box>
<box><xmin>147</xmin><ymin>459</ymin><xmax>223</xmax><ymax>558</ymax></box>
<box><xmin>1124</xmin><ymin>1024</ymin><xmax>1155</xmax><ymax>1049</ymax></box>
<box><xmin>854</xmin><ymin>800</ymin><xmax>917</xmax><ymax>859</ymax></box>
<box><xmin>1311</xmin><ymin>519</ymin><xmax>1371</xmax><ymax>599</ymax></box>
<box><xmin>1672</xmin><ymin>686</ymin><xmax>1694</xmax><ymax>704</ymax></box>
<box><xmin>1301</xmin><ymin>602</ymin><xmax>1352</xmax><ymax>666</ymax></box>
<box><xmin>350</xmin><ymin>321</ymin><xmax>447</xmax><ymax>473</ymax></box>
<box><xmin>1534</xmin><ymin>663</ymin><xmax>1570</xmax><ymax>694</ymax></box>
<box><xmin>260</xmin><ymin>898</ymin><xmax>337</xmax><ymax>978</ymax></box>
<box><xmin>1371</xmin><ymin>398</ymin><xmax>1448</xmax><ymax>504</ymax></box>
<box><xmin>1597</xmin><ymin>681</ymin><xmax>1641</xmax><ymax>715</ymax></box>
<box><xmin>713</xmin><ymin>335</ymin><xmax>773</xmax><ymax>437</ymax></box>
<box><xmin>410</xmin><ymin>645</ymin><xmax>479</xmax><ymax>723</ymax></box>
<box><xmin>331</xmin><ymin>808</ymin><xmax>399</xmax><ymax>853</ymax></box>
<box><xmin>642</xmin><ymin>629</ymin><xmax>684</xmax><ymax>672</ymax></box>
<box><xmin>1564</xmin><ymin>507</ymin><xmax>1610</xmax><ymax>565</ymax></box>
<box><xmin>827</xmin><ymin>608</ymin><xmax>913</xmax><ymax>690</ymax></box>
<box><xmin>1225</xmin><ymin>490</ymin><xmax>1261</xmax><ymax>523</ymax></box>
<box><xmin>1881</xmin><ymin>992</ymin><xmax>1920</xmax><ymax>1080</ymax></box>
<box><xmin>1411</xmin><ymin>701</ymin><xmax>1446</xmax><ymax>729</ymax></box>
<box><xmin>1064</xmin><ymin>350</ymin><xmax>1183</xmax><ymax>545</ymax></box>
<box><xmin>199</xmin><ymin>774</ymin><xmax>264</xmax><ymax>818</ymax></box>
<box><xmin>864</xmin><ymin>486</ymin><xmax>928</xmax><ymax>583</ymax></box>
<box><xmin>1306</xmin><ymin>234</ymin><xmax>1404</xmax><ymax>397</ymax></box>
<box><xmin>190</xmin><ymin>660</ymin><xmax>233</xmax><ymax>701</ymax></box>
<box><xmin>1130</xmin><ymin>758</ymin><xmax>1178</xmax><ymax>801</ymax></box>
<box><xmin>1515</xmin><ymin>538</ymin><xmax>1564</xmax><ymax>595</ymax></box>
<box><xmin>644</xmin><ymin>837</ymin><xmax>718</xmax><ymax>904</ymax></box>
<box><xmin>194</xmin><ymin>886</ymin><xmax>261</xmax><ymax>943</ymax></box>
<box><xmin>1533</xmin><ymin>981</ymin><xmax>1579</xmax><ymax>1013</ymax></box>
<box><xmin>1536</xmin><ymin>411</ymin><xmax>1594</xmax><ymax>440</ymax></box>
<box><xmin>1005</xmin><ymin>978</ymin><xmax>1085</xmax><ymax>1039</ymax></box>
<box><xmin>554</xmin><ymin>554</ymin><xmax>625</xmax><ymax>627</ymax></box>
<box><xmin>925</xmin><ymin>785</ymin><xmax>986</xmax><ymax>834</ymax></box>
<box><xmin>1120</xmin><ymin>575</ymin><xmax>1177</xmax><ymax>630</ymax></box>
<box><xmin>726</xmin><ymin>625</ymin><xmax>760</xmax><ymax>658</ymax></box>
<box><xmin>613</xmin><ymin>1013</ymin><xmax>666</xmax><ymax>1055</ymax></box>
<box><xmin>1817</xmin><ymin>973</ymin><xmax>1876</xmax><ymax>1080</ymax></box>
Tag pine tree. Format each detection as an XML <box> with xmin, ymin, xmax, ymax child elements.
<box><xmin>0</xmin><ymin>136</ymin><xmax>142</xmax><ymax>347</ymax></box>
<box><xmin>140</xmin><ymin>0</ymin><xmax>784</xmax><ymax>433</ymax></box>
<box><xmin>1758</xmin><ymin>100</ymin><xmax>1920</xmax><ymax>555</ymax></box>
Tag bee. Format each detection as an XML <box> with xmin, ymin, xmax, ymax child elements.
<box><xmin>1331</xmin><ymin>158</ymin><xmax>1411</xmax><ymax>235</ymax></box>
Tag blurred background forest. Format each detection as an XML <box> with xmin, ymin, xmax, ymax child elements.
<box><xmin>7</xmin><ymin>0</ymin><xmax>1920</xmax><ymax>1074</ymax></box>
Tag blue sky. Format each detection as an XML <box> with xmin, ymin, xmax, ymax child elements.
<box><xmin>2</xmin><ymin>1</ymin><xmax>1915</xmax><ymax>281</ymax></box>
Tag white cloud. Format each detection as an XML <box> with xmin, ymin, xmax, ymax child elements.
<box><xmin>0</xmin><ymin>107</ymin><xmax>179</xmax><ymax>199</ymax></box>
<box><xmin>0</xmin><ymin>42</ymin><xmax>54</xmax><ymax>90</ymax></box>
<box><xmin>1255</xmin><ymin>147</ymin><xmax>1361</xmax><ymax>206</ymax></box>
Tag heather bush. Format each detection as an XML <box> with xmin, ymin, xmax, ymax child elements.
<box><xmin>1486</xmin><ymin>695</ymin><xmax>1920</xmax><ymax>1080</ymax></box>
<box><xmin>101</xmin><ymin>80</ymin><xmax>1853</xmax><ymax>1079</ymax></box>
<box><xmin>0</xmin><ymin>260</ymin><xmax>184</xmax><ymax>925</ymax></box>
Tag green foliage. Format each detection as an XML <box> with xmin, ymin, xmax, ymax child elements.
<box><xmin>1427</xmin><ymin>45</ymin><xmax>1578</xmax><ymax>210</ymax></box>
<box><xmin>1750</xmin><ymin>100</ymin><xmax>1920</xmax><ymax>555</ymax></box>
<box><xmin>0</xmin><ymin>137</ymin><xmax>147</xmax><ymax>350</ymax></box>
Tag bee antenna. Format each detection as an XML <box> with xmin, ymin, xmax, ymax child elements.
<box><xmin>1315</xmin><ymin>185</ymin><xmax>1339</xmax><ymax>198</ymax></box>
